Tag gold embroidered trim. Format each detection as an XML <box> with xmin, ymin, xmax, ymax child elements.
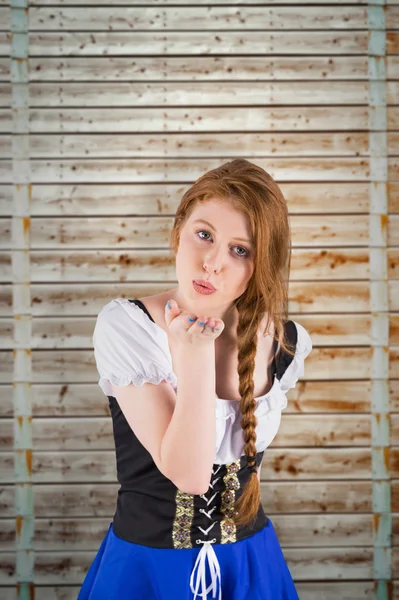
<box><xmin>172</xmin><ymin>490</ymin><xmax>195</xmax><ymax>549</ymax></box>
<box><xmin>220</xmin><ymin>459</ymin><xmax>240</xmax><ymax>543</ymax></box>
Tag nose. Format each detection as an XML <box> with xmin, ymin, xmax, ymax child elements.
<box><xmin>203</xmin><ymin>247</ymin><xmax>223</xmax><ymax>274</ymax></box>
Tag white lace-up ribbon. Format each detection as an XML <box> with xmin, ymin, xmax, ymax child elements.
<box><xmin>190</xmin><ymin>538</ymin><xmax>222</xmax><ymax>600</ymax></box>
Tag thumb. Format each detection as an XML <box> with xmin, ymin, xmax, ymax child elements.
<box><xmin>165</xmin><ymin>298</ymin><xmax>180</xmax><ymax>324</ymax></box>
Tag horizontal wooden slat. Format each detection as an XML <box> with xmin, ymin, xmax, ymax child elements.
<box><xmin>27</xmin><ymin>158</ymin><xmax>378</xmax><ymax>182</ymax></box>
<box><xmin>0</xmin><ymin>186</ymin><xmax>11</xmax><ymax>214</ymax></box>
<box><xmin>30</xmin><ymin>81</ymin><xmax>372</xmax><ymax>106</ymax></box>
<box><xmin>0</xmin><ymin>414</ymin><xmax>377</xmax><ymax>451</ymax></box>
<box><xmin>0</xmin><ymin>83</ymin><xmax>10</xmax><ymax>108</ymax></box>
<box><xmin>0</xmin><ymin>285</ymin><xmax>11</xmax><ymax>315</ymax></box>
<box><xmin>391</xmin><ymin>5</ymin><xmax>399</xmax><ymax>25</ymax></box>
<box><xmin>0</xmin><ymin>282</ymin><xmax>398</xmax><ymax>332</ymax></box>
<box><xmin>0</xmin><ymin>280</ymin><xmax>388</xmax><ymax>319</ymax></box>
<box><xmin>392</xmin><ymin>349</ymin><xmax>399</xmax><ymax>379</ymax></box>
<box><xmin>0</xmin><ymin>249</ymin><xmax>377</xmax><ymax>284</ymax></box>
<box><xmin>24</xmin><ymin>106</ymin><xmax>399</xmax><ymax>133</ymax></box>
<box><xmin>390</xmin><ymin>216</ymin><xmax>399</xmax><ymax>244</ymax></box>
<box><xmin>6</xmin><ymin>415</ymin><xmax>396</xmax><ymax>467</ymax></box>
<box><xmin>0</xmin><ymin>380</ymin><xmax>380</xmax><ymax>419</ymax></box>
<box><xmin>0</xmin><ymin>513</ymin><xmax>376</xmax><ymax>551</ymax></box>
<box><xmin>28</xmin><ymin>182</ymin><xmax>372</xmax><ymax>215</ymax></box>
<box><xmin>299</xmin><ymin>582</ymin><xmax>399</xmax><ymax>600</ymax></box>
<box><xmin>2</xmin><ymin>155</ymin><xmax>396</xmax><ymax>186</ymax></box>
<box><xmin>3</xmin><ymin>179</ymin><xmax>396</xmax><ymax>216</ymax></box>
<box><xmin>0</xmin><ymin>162</ymin><xmax>10</xmax><ymax>184</ymax></box>
<box><xmin>0</xmin><ymin>447</ymin><xmax>388</xmax><ymax>482</ymax></box>
<box><xmin>392</xmin><ymin>381</ymin><xmax>399</xmax><ymax>413</ymax></box>
<box><xmin>21</xmin><ymin>132</ymin><xmax>398</xmax><ymax>157</ymax></box>
<box><xmin>3</xmin><ymin>345</ymin><xmax>395</xmax><ymax>382</ymax></box>
<box><xmin>5</xmin><ymin>447</ymin><xmax>399</xmax><ymax>483</ymax></box>
<box><xmin>0</xmin><ymin>109</ymin><xmax>10</xmax><ymax>133</ymax></box>
<box><xmin>0</xmin><ymin>252</ymin><xmax>11</xmax><ymax>280</ymax></box>
<box><xmin>388</xmin><ymin>31</ymin><xmax>399</xmax><ymax>55</ymax></box>
<box><xmin>29</xmin><ymin>56</ymin><xmax>372</xmax><ymax>81</ymax></box>
<box><xmin>26</xmin><ymin>80</ymin><xmax>399</xmax><ymax>108</ymax></box>
<box><xmin>28</xmin><ymin>7</ymin><xmax>370</xmax><ymax>31</ymax></box>
<box><xmin>0</xmin><ymin>136</ymin><xmax>9</xmax><ymax>158</ymax></box>
<box><xmin>2</xmin><ymin>215</ymin><xmax>399</xmax><ymax>250</ymax></box>
<box><xmin>1</xmin><ymin>313</ymin><xmax>398</xmax><ymax>349</ymax></box>
<box><xmin>0</xmin><ymin>380</ymin><xmax>382</xmax><ymax>418</ymax></box>
<box><xmin>2</xmin><ymin>377</ymin><xmax>397</xmax><ymax>422</ymax></box>
<box><xmin>28</xmin><ymin>31</ymin><xmax>370</xmax><ymax>56</ymax></box>
<box><xmin>388</xmin><ymin>55</ymin><xmax>399</xmax><ymax>78</ymax></box>
<box><xmin>9</xmin><ymin>81</ymin><xmax>399</xmax><ymax>107</ymax></box>
<box><xmin>0</xmin><ymin>216</ymin><xmax>374</xmax><ymax>249</ymax></box>
<box><xmin>0</xmin><ymin>219</ymin><xmax>9</xmax><ymax>246</ymax></box>
<box><xmin>389</xmin><ymin>158</ymin><xmax>399</xmax><ymax>179</ymax></box>
<box><xmin>0</xmin><ymin>33</ymin><xmax>10</xmax><ymax>57</ymax></box>
<box><xmin>0</xmin><ymin>58</ymin><xmax>9</xmax><ymax>80</ymax></box>
<box><xmin>4</xmin><ymin>378</ymin><xmax>399</xmax><ymax>419</ymax></box>
<box><xmin>390</xmin><ymin>181</ymin><xmax>398</xmax><ymax>212</ymax></box>
<box><xmin>390</xmin><ymin>249</ymin><xmax>399</xmax><ymax>278</ymax></box>
<box><xmin>0</xmin><ymin>480</ymin><xmax>376</xmax><ymax>518</ymax></box>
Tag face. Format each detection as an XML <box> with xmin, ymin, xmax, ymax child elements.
<box><xmin>173</xmin><ymin>199</ymin><xmax>255</xmax><ymax>326</ymax></box>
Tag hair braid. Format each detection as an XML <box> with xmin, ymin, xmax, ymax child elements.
<box><xmin>232</xmin><ymin>301</ymin><xmax>263</xmax><ymax>528</ymax></box>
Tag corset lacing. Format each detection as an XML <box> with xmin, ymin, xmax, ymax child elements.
<box><xmin>189</xmin><ymin>465</ymin><xmax>223</xmax><ymax>599</ymax></box>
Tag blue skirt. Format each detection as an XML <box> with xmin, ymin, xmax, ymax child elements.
<box><xmin>77</xmin><ymin>517</ymin><xmax>299</xmax><ymax>600</ymax></box>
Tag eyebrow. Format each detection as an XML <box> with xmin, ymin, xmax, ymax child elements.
<box><xmin>192</xmin><ymin>219</ymin><xmax>253</xmax><ymax>245</ymax></box>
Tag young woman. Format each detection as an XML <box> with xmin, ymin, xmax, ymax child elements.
<box><xmin>78</xmin><ymin>158</ymin><xmax>312</xmax><ymax>599</ymax></box>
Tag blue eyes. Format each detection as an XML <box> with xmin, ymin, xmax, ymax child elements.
<box><xmin>195</xmin><ymin>229</ymin><xmax>249</xmax><ymax>258</ymax></box>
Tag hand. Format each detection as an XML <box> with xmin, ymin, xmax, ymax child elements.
<box><xmin>164</xmin><ymin>298</ymin><xmax>225</xmax><ymax>345</ymax></box>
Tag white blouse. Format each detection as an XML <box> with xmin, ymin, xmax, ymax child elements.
<box><xmin>93</xmin><ymin>297</ymin><xmax>313</xmax><ymax>464</ymax></box>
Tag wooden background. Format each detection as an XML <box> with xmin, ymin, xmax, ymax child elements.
<box><xmin>1</xmin><ymin>0</ymin><xmax>398</xmax><ymax>598</ymax></box>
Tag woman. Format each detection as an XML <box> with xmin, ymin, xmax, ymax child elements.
<box><xmin>78</xmin><ymin>158</ymin><xmax>312</xmax><ymax>599</ymax></box>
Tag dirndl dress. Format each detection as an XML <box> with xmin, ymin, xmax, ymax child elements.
<box><xmin>78</xmin><ymin>297</ymin><xmax>312</xmax><ymax>599</ymax></box>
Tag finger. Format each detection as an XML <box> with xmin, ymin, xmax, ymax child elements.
<box><xmin>205</xmin><ymin>318</ymin><xmax>215</xmax><ymax>333</ymax></box>
<box><xmin>196</xmin><ymin>316</ymin><xmax>208</xmax><ymax>332</ymax></box>
<box><xmin>185</xmin><ymin>314</ymin><xmax>198</xmax><ymax>332</ymax></box>
<box><xmin>203</xmin><ymin>319</ymin><xmax>218</xmax><ymax>336</ymax></box>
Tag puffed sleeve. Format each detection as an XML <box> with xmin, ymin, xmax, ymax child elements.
<box><xmin>92</xmin><ymin>297</ymin><xmax>177</xmax><ymax>396</ymax></box>
<box><xmin>278</xmin><ymin>321</ymin><xmax>313</xmax><ymax>394</ymax></box>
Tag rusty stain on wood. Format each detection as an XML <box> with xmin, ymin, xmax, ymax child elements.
<box><xmin>384</xmin><ymin>447</ymin><xmax>390</xmax><ymax>472</ymax></box>
<box><xmin>16</xmin><ymin>515</ymin><xmax>22</xmax><ymax>536</ymax></box>
<box><xmin>387</xmin><ymin>32</ymin><xmax>398</xmax><ymax>54</ymax></box>
<box><xmin>23</xmin><ymin>217</ymin><xmax>30</xmax><ymax>235</ymax></box>
<box><xmin>26</xmin><ymin>449</ymin><xmax>32</xmax><ymax>476</ymax></box>
<box><xmin>373</xmin><ymin>513</ymin><xmax>380</xmax><ymax>534</ymax></box>
<box><xmin>59</xmin><ymin>384</ymin><xmax>68</xmax><ymax>400</ymax></box>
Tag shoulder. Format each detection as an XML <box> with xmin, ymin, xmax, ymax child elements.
<box><xmin>93</xmin><ymin>297</ymin><xmax>176</xmax><ymax>395</ymax></box>
<box><xmin>284</xmin><ymin>319</ymin><xmax>312</xmax><ymax>353</ymax></box>
<box><xmin>93</xmin><ymin>297</ymin><xmax>167</xmax><ymax>354</ymax></box>
<box><xmin>96</xmin><ymin>297</ymin><xmax>144</xmax><ymax>323</ymax></box>
<box><xmin>276</xmin><ymin>319</ymin><xmax>312</xmax><ymax>393</ymax></box>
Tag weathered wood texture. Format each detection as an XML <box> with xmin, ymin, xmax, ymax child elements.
<box><xmin>2</xmin><ymin>0</ymin><xmax>398</xmax><ymax>598</ymax></box>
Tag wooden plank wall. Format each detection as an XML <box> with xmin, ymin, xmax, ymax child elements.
<box><xmin>1</xmin><ymin>0</ymin><xmax>398</xmax><ymax>598</ymax></box>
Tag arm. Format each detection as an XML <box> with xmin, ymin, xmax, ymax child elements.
<box><xmin>160</xmin><ymin>341</ymin><xmax>216</xmax><ymax>495</ymax></box>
